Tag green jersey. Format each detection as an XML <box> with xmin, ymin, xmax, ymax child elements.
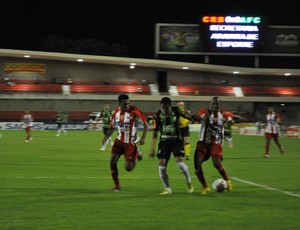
<box><xmin>154</xmin><ymin>106</ymin><xmax>182</xmax><ymax>141</ymax></box>
<box><xmin>100</xmin><ymin>110</ymin><xmax>112</xmax><ymax>128</ymax></box>
<box><xmin>56</xmin><ymin>113</ymin><xmax>64</xmax><ymax>124</ymax></box>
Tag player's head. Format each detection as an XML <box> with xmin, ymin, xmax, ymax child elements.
<box><xmin>118</xmin><ymin>94</ymin><xmax>129</xmax><ymax>102</ymax></box>
<box><xmin>267</xmin><ymin>107</ymin><xmax>274</xmax><ymax>113</ymax></box>
<box><xmin>118</xmin><ymin>94</ymin><xmax>130</xmax><ymax>112</ymax></box>
<box><xmin>210</xmin><ymin>96</ymin><xmax>221</xmax><ymax>112</ymax></box>
<box><xmin>103</xmin><ymin>103</ymin><xmax>110</xmax><ymax>111</ymax></box>
<box><xmin>160</xmin><ymin>97</ymin><xmax>172</xmax><ymax>113</ymax></box>
<box><xmin>177</xmin><ymin>101</ymin><xmax>184</xmax><ymax>108</ymax></box>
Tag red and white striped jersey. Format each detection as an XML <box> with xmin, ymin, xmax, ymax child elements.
<box><xmin>197</xmin><ymin>108</ymin><xmax>234</xmax><ymax>145</ymax></box>
<box><xmin>22</xmin><ymin>113</ymin><xmax>33</xmax><ymax>128</ymax></box>
<box><xmin>265</xmin><ymin>112</ymin><xmax>282</xmax><ymax>134</ymax></box>
<box><xmin>110</xmin><ymin>105</ymin><xmax>147</xmax><ymax>143</ymax></box>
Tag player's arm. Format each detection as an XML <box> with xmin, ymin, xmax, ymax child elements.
<box><xmin>276</xmin><ymin>113</ymin><xmax>282</xmax><ymax>123</ymax></box>
<box><xmin>102</xmin><ymin>118</ymin><xmax>115</xmax><ymax>145</ymax></box>
<box><xmin>135</xmin><ymin>108</ymin><xmax>149</xmax><ymax>145</ymax></box>
<box><xmin>149</xmin><ymin>129</ymin><xmax>158</xmax><ymax>158</ymax></box>
<box><xmin>177</xmin><ymin>107</ymin><xmax>193</xmax><ymax>121</ymax></box>
<box><xmin>224</xmin><ymin>111</ymin><xmax>234</xmax><ymax>122</ymax></box>
<box><xmin>139</xmin><ymin>120</ymin><xmax>149</xmax><ymax>146</ymax></box>
<box><xmin>149</xmin><ymin>115</ymin><xmax>159</xmax><ymax>158</ymax></box>
<box><xmin>191</xmin><ymin>108</ymin><xmax>208</xmax><ymax>122</ymax></box>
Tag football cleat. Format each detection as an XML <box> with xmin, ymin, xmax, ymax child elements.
<box><xmin>100</xmin><ymin>147</ymin><xmax>105</xmax><ymax>152</ymax></box>
<box><xmin>111</xmin><ymin>187</ymin><xmax>121</xmax><ymax>192</ymax></box>
<box><xmin>160</xmin><ymin>187</ymin><xmax>172</xmax><ymax>195</ymax></box>
<box><xmin>201</xmin><ymin>187</ymin><xmax>211</xmax><ymax>195</ymax></box>
<box><xmin>226</xmin><ymin>180</ymin><xmax>233</xmax><ymax>191</ymax></box>
<box><xmin>187</xmin><ymin>183</ymin><xmax>194</xmax><ymax>193</ymax></box>
<box><xmin>263</xmin><ymin>154</ymin><xmax>270</xmax><ymax>158</ymax></box>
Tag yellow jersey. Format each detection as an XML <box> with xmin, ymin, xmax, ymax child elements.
<box><xmin>179</xmin><ymin>116</ymin><xmax>189</xmax><ymax>128</ymax></box>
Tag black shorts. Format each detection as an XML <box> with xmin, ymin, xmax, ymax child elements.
<box><xmin>180</xmin><ymin>126</ymin><xmax>189</xmax><ymax>138</ymax></box>
<box><xmin>224</xmin><ymin>131</ymin><xmax>231</xmax><ymax>138</ymax></box>
<box><xmin>157</xmin><ymin>139</ymin><xmax>185</xmax><ymax>161</ymax></box>
<box><xmin>103</xmin><ymin>127</ymin><xmax>110</xmax><ymax>135</ymax></box>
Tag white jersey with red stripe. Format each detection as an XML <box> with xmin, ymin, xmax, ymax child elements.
<box><xmin>23</xmin><ymin>114</ymin><xmax>33</xmax><ymax>128</ymax></box>
<box><xmin>197</xmin><ymin>108</ymin><xmax>234</xmax><ymax>145</ymax></box>
<box><xmin>110</xmin><ymin>105</ymin><xmax>147</xmax><ymax>144</ymax></box>
<box><xmin>265</xmin><ymin>112</ymin><xmax>281</xmax><ymax>134</ymax></box>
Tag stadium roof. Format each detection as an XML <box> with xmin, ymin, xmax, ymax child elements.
<box><xmin>0</xmin><ymin>48</ymin><xmax>299</xmax><ymax>77</ymax></box>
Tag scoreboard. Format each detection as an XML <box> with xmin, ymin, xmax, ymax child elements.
<box><xmin>199</xmin><ymin>15</ymin><xmax>267</xmax><ymax>53</ymax></box>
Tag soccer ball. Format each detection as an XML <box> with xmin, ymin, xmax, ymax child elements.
<box><xmin>212</xmin><ymin>179</ymin><xmax>228</xmax><ymax>192</ymax></box>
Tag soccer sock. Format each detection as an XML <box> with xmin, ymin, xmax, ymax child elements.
<box><xmin>216</xmin><ymin>164</ymin><xmax>229</xmax><ymax>181</ymax></box>
<box><xmin>109</xmin><ymin>137</ymin><xmax>113</xmax><ymax>145</ymax></box>
<box><xmin>102</xmin><ymin>139</ymin><xmax>109</xmax><ymax>149</ymax></box>
<box><xmin>195</xmin><ymin>168</ymin><xmax>208</xmax><ymax>188</ymax></box>
<box><xmin>159</xmin><ymin>165</ymin><xmax>170</xmax><ymax>188</ymax></box>
<box><xmin>110</xmin><ymin>165</ymin><xmax>120</xmax><ymax>188</ymax></box>
<box><xmin>265</xmin><ymin>144</ymin><xmax>270</xmax><ymax>155</ymax></box>
<box><xmin>184</xmin><ymin>143</ymin><xmax>191</xmax><ymax>157</ymax></box>
<box><xmin>176</xmin><ymin>161</ymin><xmax>192</xmax><ymax>184</ymax></box>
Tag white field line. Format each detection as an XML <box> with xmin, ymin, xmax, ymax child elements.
<box><xmin>232</xmin><ymin>176</ymin><xmax>300</xmax><ymax>198</ymax></box>
<box><xmin>2</xmin><ymin>176</ymin><xmax>300</xmax><ymax>198</ymax></box>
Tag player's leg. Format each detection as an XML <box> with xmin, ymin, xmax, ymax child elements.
<box><xmin>110</xmin><ymin>141</ymin><xmax>122</xmax><ymax>191</ymax></box>
<box><xmin>174</xmin><ymin>141</ymin><xmax>193</xmax><ymax>193</ymax></box>
<box><xmin>110</xmin><ymin>153</ymin><xmax>121</xmax><ymax>191</ymax></box>
<box><xmin>264</xmin><ymin>134</ymin><xmax>272</xmax><ymax>157</ymax></box>
<box><xmin>194</xmin><ymin>142</ymin><xmax>211</xmax><ymax>195</ymax></box>
<box><xmin>183</xmin><ymin>136</ymin><xmax>191</xmax><ymax>160</ymax></box>
<box><xmin>124</xmin><ymin>143</ymin><xmax>139</xmax><ymax>171</ymax></box>
<box><xmin>56</xmin><ymin>123</ymin><xmax>62</xmax><ymax>136</ymax></box>
<box><xmin>100</xmin><ymin>128</ymin><xmax>109</xmax><ymax>151</ymax></box>
<box><xmin>211</xmin><ymin>144</ymin><xmax>232</xmax><ymax>191</ymax></box>
<box><xmin>274</xmin><ymin>136</ymin><xmax>285</xmax><ymax>154</ymax></box>
<box><xmin>157</xmin><ymin>142</ymin><xmax>172</xmax><ymax>195</ymax></box>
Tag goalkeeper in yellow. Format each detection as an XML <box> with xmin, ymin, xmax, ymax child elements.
<box><xmin>177</xmin><ymin>102</ymin><xmax>191</xmax><ymax>160</ymax></box>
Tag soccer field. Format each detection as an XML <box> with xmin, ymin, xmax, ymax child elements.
<box><xmin>0</xmin><ymin>130</ymin><xmax>299</xmax><ymax>230</ymax></box>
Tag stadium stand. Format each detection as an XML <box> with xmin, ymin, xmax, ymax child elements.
<box><xmin>0</xmin><ymin>82</ymin><xmax>62</xmax><ymax>93</ymax></box>
<box><xmin>175</xmin><ymin>85</ymin><xmax>235</xmax><ymax>96</ymax></box>
<box><xmin>241</xmin><ymin>86</ymin><xmax>300</xmax><ymax>97</ymax></box>
<box><xmin>70</xmin><ymin>83</ymin><xmax>151</xmax><ymax>94</ymax></box>
<box><xmin>0</xmin><ymin>111</ymin><xmax>91</xmax><ymax>122</ymax></box>
<box><xmin>170</xmin><ymin>81</ymin><xmax>300</xmax><ymax>97</ymax></box>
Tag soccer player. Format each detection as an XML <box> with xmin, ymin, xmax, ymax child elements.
<box><xmin>21</xmin><ymin>110</ymin><xmax>34</xmax><ymax>142</ymax></box>
<box><xmin>55</xmin><ymin>111</ymin><xmax>67</xmax><ymax>136</ymax></box>
<box><xmin>99</xmin><ymin>103</ymin><xmax>113</xmax><ymax>151</ymax></box>
<box><xmin>149</xmin><ymin>97</ymin><xmax>194</xmax><ymax>195</ymax></box>
<box><xmin>177</xmin><ymin>101</ymin><xmax>191</xmax><ymax>160</ymax></box>
<box><xmin>263</xmin><ymin>107</ymin><xmax>285</xmax><ymax>158</ymax></box>
<box><xmin>102</xmin><ymin>94</ymin><xmax>149</xmax><ymax>192</ymax></box>
<box><xmin>224</xmin><ymin>116</ymin><xmax>234</xmax><ymax>148</ymax></box>
<box><xmin>193</xmin><ymin>96</ymin><xmax>234</xmax><ymax>195</ymax></box>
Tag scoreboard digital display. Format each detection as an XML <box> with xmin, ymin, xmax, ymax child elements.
<box><xmin>200</xmin><ymin>15</ymin><xmax>267</xmax><ymax>52</ymax></box>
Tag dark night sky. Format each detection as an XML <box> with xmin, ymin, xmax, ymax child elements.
<box><xmin>1</xmin><ymin>0</ymin><xmax>299</xmax><ymax>59</ymax></box>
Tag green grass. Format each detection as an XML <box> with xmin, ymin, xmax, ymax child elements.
<box><xmin>0</xmin><ymin>130</ymin><xmax>299</xmax><ymax>230</ymax></box>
